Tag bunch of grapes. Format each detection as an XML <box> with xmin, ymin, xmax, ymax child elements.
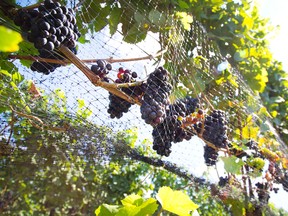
<box><xmin>107</xmin><ymin>68</ymin><xmax>143</xmax><ymax>119</ymax></box>
<box><xmin>152</xmin><ymin>96</ymin><xmax>199</xmax><ymax>156</ymax></box>
<box><xmin>204</xmin><ymin>145</ymin><xmax>219</xmax><ymax>166</ymax></box>
<box><xmin>255</xmin><ymin>182</ymin><xmax>270</xmax><ymax>203</ymax></box>
<box><xmin>140</xmin><ymin>67</ymin><xmax>172</xmax><ymax>126</ymax></box>
<box><xmin>13</xmin><ymin>0</ymin><xmax>80</xmax><ymax>74</ymax></box>
<box><xmin>202</xmin><ymin>110</ymin><xmax>229</xmax><ymax>148</ymax></box>
<box><xmin>30</xmin><ymin>48</ymin><xmax>76</xmax><ymax>74</ymax></box>
<box><xmin>193</xmin><ymin>110</ymin><xmax>229</xmax><ymax>165</ymax></box>
<box><xmin>91</xmin><ymin>60</ymin><xmax>112</xmax><ymax>82</ymax></box>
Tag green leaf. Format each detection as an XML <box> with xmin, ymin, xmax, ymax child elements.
<box><xmin>0</xmin><ymin>69</ymin><xmax>12</xmax><ymax>78</ymax></box>
<box><xmin>156</xmin><ymin>186</ymin><xmax>198</xmax><ymax>216</ymax></box>
<box><xmin>148</xmin><ymin>9</ymin><xmax>166</xmax><ymax>27</ymax></box>
<box><xmin>81</xmin><ymin>0</ymin><xmax>109</xmax><ymax>32</ymax></box>
<box><xmin>134</xmin><ymin>11</ymin><xmax>146</xmax><ymax>24</ymax></box>
<box><xmin>117</xmin><ymin>196</ymin><xmax>158</xmax><ymax>216</ymax></box>
<box><xmin>95</xmin><ymin>204</ymin><xmax>119</xmax><ymax>216</ymax></box>
<box><xmin>178</xmin><ymin>0</ymin><xmax>189</xmax><ymax>9</ymax></box>
<box><xmin>121</xmin><ymin>194</ymin><xmax>143</xmax><ymax>206</ymax></box>
<box><xmin>12</xmin><ymin>71</ymin><xmax>24</xmax><ymax>85</ymax></box>
<box><xmin>135</xmin><ymin>198</ymin><xmax>158</xmax><ymax>216</ymax></box>
<box><xmin>123</xmin><ymin>127</ymin><xmax>138</xmax><ymax>147</ymax></box>
<box><xmin>123</xmin><ymin>24</ymin><xmax>147</xmax><ymax>44</ymax></box>
<box><xmin>109</xmin><ymin>6</ymin><xmax>122</xmax><ymax>35</ymax></box>
<box><xmin>220</xmin><ymin>156</ymin><xmax>245</xmax><ymax>175</ymax></box>
<box><xmin>233</xmin><ymin>50</ymin><xmax>247</xmax><ymax>61</ymax></box>
<box><xmin>0</xmin><ymin>26</ymin><xmax>22</xmax><ymax>52</ymax></box>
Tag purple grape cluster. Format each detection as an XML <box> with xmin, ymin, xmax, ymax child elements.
<box><xmin>91</xmin><ymin>60</ymin><xmax>112</xmax><ymax>82</ymax></box>
<box><xmin>140</xmin><ymin>67</ymin><xmax>172</xmax><ymax>126</ymax></box>
<box><xmin>107</xmin><ymin>69</ymin><xmax>143</xmax><ymax>119</ymax></box>
<box><xmin>30</xmin><ymin>48</ymin><xmax>76</xmax><ymax>74</ymax></box>
<box><xmin>13</xmin><ymin>0</ymin><xmax>80</xmax><ymax>74</ymax></box>
<box><xmin>152</xmin><ymin>96</ymin><xmax>199</xmax><ymax>156</ymax></box>
<box><xmin>193</xmin><ymin>110</ymin><xmax>229</xmax><ymax>166</ymax></box>
<box><xmin>204</xmin><ymin>145</ymin><xmax>219</xmax><ymax>166</ymax></box>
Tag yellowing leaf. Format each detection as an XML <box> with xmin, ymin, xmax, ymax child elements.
<box><xmin>260</xmin><ymin>148</ymin><xmax>280</xmax><ymax>162</ymax></box>
<box><xmin>0</xmin><ymin>26</ymin><xmax>22</xmax><ymax>52</ymax></box>
<box><xmin>121</xmin><ymin>194</ymin><xmax>143</xmax><ymax>206</ymax></box>
<box><xmin>156</xmin><ymin>186</ymin><xmax>198</xmax><ymax>216</ymax></box>
<box><xmin>242</xmin><ymin>125</ymin><xmax>259</xmax><ymax>139</ymax></box>
<box><xmin>282</xmin><ymin>158</ymin><xmax>288</xmax><ymax>169</ymax></box>
<box><xmin>175</xmin><ymin>12</ymin><xmax>193</xmax><ymax>30</ymax></box>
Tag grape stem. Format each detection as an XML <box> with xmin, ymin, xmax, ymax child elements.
<box><xmin>8</xmin><ymin>49</ymin><xmax>166</xmax><ymax>65</ymax></box>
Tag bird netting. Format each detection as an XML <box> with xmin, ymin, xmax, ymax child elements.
<box><xmin>1</xmin><ymin>0</ymin><xmax>288</xmax><ymax>214</ymax></box>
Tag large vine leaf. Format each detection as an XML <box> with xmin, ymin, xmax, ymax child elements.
<box><xmin>81</xmin><ymin>0</ymin><xmax>109</xmax><ymax>32</ymax></box>
<box><xmin>118</xmin><ymin>195</ymin><xmax>158</xmax><ymax>216</ymax></box>
<box><xmin>109</xmin><ymin>6</ymin><xmax>122</xmax><ymax>35</ymax></box>
<box><xmin>156</xmin><ymin>186</ymin><xmax>198</xmax><ymax>216</ymax></box>
<box><xmin>148</xmin><ymin>9</ymin><xmax>166</xmax><ymax>27</ymax></box>
<box><xmin>0</xmin><ymin>26</ymin><xmax>22</xmax><ymax>52</ymax></box>
<box><xmin>123</xmin><ymin>23</ymin><xmax>147</xmax><ymax>44</ymax></box>
<box><xmin>221</xmin><ymin>155</ymin><xmax>245</xmax><ymax>175</ymax></box>
<box><xmin>95</xmin><ymin>204</ymin><xmax>119</xmax><ymax>216</ymax></box>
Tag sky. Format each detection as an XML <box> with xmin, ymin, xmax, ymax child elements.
<box><xmin>258</xmin><ymin>0</ymin><xmax>288</xmax><ymax>71</ymax></box>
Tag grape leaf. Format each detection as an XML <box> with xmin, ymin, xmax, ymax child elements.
<box><xmin>123</xmin><ymin>24</ymin><xmax>147</xmax><ymax>44</ymax></box>
<box><xmin>95</xmin><ymin>204</ymin><xmax>119</xmax><ymax>216</ymax></box>
<box><xmin>121</xmin><ymin>194</ymin><xmax>143</xmax><ymax>206</ymax></box>
<box><xmin>178</xmin><ymin>0</ymin><xmax>189</xmax><ymax>9</ymax></box>
<box><xmin>109</xmin><ymin>6</ymin><xmax>122</xmax><ymax>35</ymax></box>
<box><xmin>117</xmin><ymin>197</ymin><xmax>158</xmax><ymax>216</ymax></box>
<box><xmin>0</xmin><ymin>26</ymin><xmax>22</xmax><ymax>52</ymax></box>
<box><xmin>148</xmin><ymin>9</ymin><xmax>166</xmax><ymax>27</ymax></box>
<box><xmin>156</xmin><ymin>186</ymin><xmax>198</xmax><ymax>216</ymax></box>
<box><xmin>220</xmin><ymin>156</ymin><xmax>245</xmax><ymax>175</ymax></box>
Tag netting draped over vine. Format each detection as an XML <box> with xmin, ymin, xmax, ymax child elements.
<box><xmin>1</xmin><ymin>0</ymin><xmax>288</xmax><ymax>214</ymax></box>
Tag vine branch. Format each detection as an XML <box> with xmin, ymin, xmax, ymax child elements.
<box><xmin>8</xmin><ymin>49</ymin><xmax>166</xmax><ymax>65</ymax></box>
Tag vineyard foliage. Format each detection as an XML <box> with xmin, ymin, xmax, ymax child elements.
<box><xmin>0</xmin><ymin>0</ymin><xmax>288</xmax><ymax>215</ymax></box>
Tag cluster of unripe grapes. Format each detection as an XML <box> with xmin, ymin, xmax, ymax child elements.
<box><xmin>13</xmin><ymin>0</ymin><xmax>80</xmax><ymax>74</ymax></box>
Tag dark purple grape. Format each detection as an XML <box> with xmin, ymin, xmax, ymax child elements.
<box><xmin>132</xmin><ymin>72</ymin><xmax>138</xmax><ymax>78</ymax></box>
<box><xmin>43</xmin><ymin>41</ymin><xmax>54</xmax><ymax>51</ymax></box>
<box><xmin>106</xmin><ymin>63</ymin><xmax>112</xmax><ymax>70</ymax></box>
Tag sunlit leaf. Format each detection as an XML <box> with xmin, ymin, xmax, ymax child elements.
<box><xmin>95</xmin><ymin>204</ymin><xmax>119</xmax><ymax>216</ymax></box>
<box><xmin>121</xmin><ymin>194</ymin><xmax>143</xmax><ymax>206</ymax></box>
<box><xmin>156</xmin><ymin>186</ymin><xmax>198</xmax><ymax>216</ymax></box>
<box><xmin>242</xmin><ymin>125</ymin><xmax>259</xmax><ymax>139</ymax></box>
<box><xmin>175</xmin><ymin>12</ymin><xmax>193</xmax><ymax>30</ymax></box>
<box><xmin>0</xmin><ymin>26</ymin><xmax>22</xmax><ymax>52</ymax></box>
